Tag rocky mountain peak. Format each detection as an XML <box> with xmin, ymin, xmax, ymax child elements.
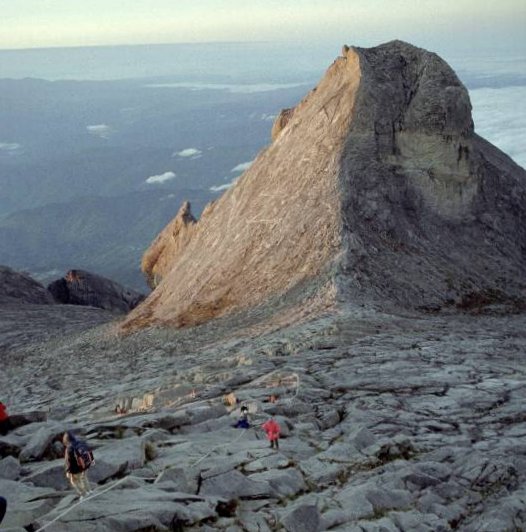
<box><xmin>122</xmin><ymin>41</ymin><xmax>525</xmax><ymax>332</ymax></box>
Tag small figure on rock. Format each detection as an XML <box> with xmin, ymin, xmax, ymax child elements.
<box><xmin>0</xmin><ymin>401</ymin><xmax>11</xmax><ymax>435</ymax></box>
<box><xmin>233</xmin><ymin>405</ymin><xmax>250</xmax><ymax>429</ymax></box>
<box><xmin>63</xmin><ymin>431</ymin><xmax>94</xmax><ymax>500</ymax></box>
<box><xmin>223</xmin><ymin>392</ymin><xmax>237</xmax><ymax>407</ymax></box>
<box><xmin>114</xmin><ymin>404</ymin><xmax>126</xmax><ymax>415</ymax></box>
<box><xmin>0</xmin><ymin>496</ymin><xmax>6</xmax><ymax>525</ymax></box>
<box><xmin>262</xmin><ymin>416</ymin><xmax>281</xmax><ymax>449</ymax></box>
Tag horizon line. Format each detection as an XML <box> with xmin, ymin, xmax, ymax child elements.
<box><xmin>0</xmin><ymin>39</ymin><xmax>321</xmax><ymax>53</ymax></box>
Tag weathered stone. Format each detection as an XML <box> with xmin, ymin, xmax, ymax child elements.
<box><xmin>0</xmin><ymin>266</ymin><xmax>54</xmax><ymax>305</ymax></box>
<box><xmin>24</xmin><ymin>460</ymin><xmax>69</xmax><ymax>490</ymax></box>
<box><xmin>280</xmin><ymin>504</ymin><xmax>322</xmax><ymax>532</ymax></box>
<box><xmin>18</xmin><ymin>423</ymin><xmax>65</xmax><ymax>463</ymax></box>
<box><xmin>8</xmin><ymin>411</ymin><xmax>48</xmax><ymax>429</ymax></box>
<box><xmin>200</xmin><ymin>469</ymin><xmax>272</xmax><ymax>499</ymax></box>
<box><xmin>155</xmin><ymin>466</ymin><xmax>198</xmax><ymax>493</ymax></box>
<box><xmin>0</xmin><ymin>455</ymin><xmax>21</xmax><ymax>480</ymax></box>
<box><xmin>186</xmin><ymin>404</ymin><xmax>228</xmax><ymax>425</ymax></box>
<box><xmin>0</xmin><ymin>478</ymin><xmax>56</xmax><ymax>529</ymax></box>
<box><xmin>249</xmin><ymin>468</ymin><xmax>306</xmax><ymax>498</ymax></box>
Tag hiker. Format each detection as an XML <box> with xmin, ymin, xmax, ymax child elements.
<box><xmin>63</xmin><ymin>431</ymin><xmax>94</xmax><ymax>499</ymax></box>
<box><xmin>0</xmin><ymin>402</ymin><xmax>11</xmax><ymax>436</ymax></box>
<box><xmin>0</xmin><ymin>496</ymin><xmax>6</xmax><ymax>525</ymax></box>
<box><xmin>262</xmin><ymin>416</ymin><xmax>281</xmax><ymax>449</ymax></box>
<box><xmin>233</xmin><ymin>405</ymin><xmax>250</xmax><ymax>429</ymax></box>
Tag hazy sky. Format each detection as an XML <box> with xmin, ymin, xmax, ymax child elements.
<box><xmin>2</xmin><ymin>0</ymin><xmax>525</xmax><ymax>51</ymax></box>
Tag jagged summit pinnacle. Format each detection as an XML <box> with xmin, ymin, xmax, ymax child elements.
<box><xmin>122</xmin><ymin>41</ymin><xmax>526</xmax><ymax>331</ymax></box>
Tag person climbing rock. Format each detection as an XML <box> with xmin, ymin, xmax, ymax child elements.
<box><xmin>0</xmin><ymin>496</ymin><xmax>6</xmax><ymax>525</ymax></box>
<box><xmin>0</xmin><ymin>401</ymin><xmax>11</xmax><ymax>435</ymax></box>
<box><xmin>233</xmin><ymin>405</ymin><xmax>250</xmax><ymax>429</ymax></box>
<box><xmin>262</xmin><ymin>416</ymin><xmax>281</xmax><ymax>449</ymax></box>
<box><xmin>63</xmin><ymin>431</ymin><xmax>94</xmax><ymax>499</ymax></box>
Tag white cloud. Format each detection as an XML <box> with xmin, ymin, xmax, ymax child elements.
<box><xmin>231</xmin><ymin>161</ymin><xmax>253</xmax><ymax>173</ymax></box>
<box><xmin>210</xmin><ymin>178</ymin><xmax>238</xmax><ymax>192</ymax></box>
<box><xmin>174</xmin><ymin>148</ymin><xmax>202</xmax><ymax>158</ymax></box>
<box><xmin>146</xmin><ymin>171</ymin><xmax>176</xmax><ymax>184</ymax></box>
<box><xmin>210</xmin><ymin>183</ymin><xmax>233</xmax><ymax>192</ymax></box>
<box><xmin>470</xmin><ymin>85</ymin><xmax>526</xmax><ymax>168</ymax></box>
<box><xmin>86</xmin><ymin>124</ymin><xmax>113</xmax><ymax>139</ymax></box>
<box><xmin>0</xmin><ymin>142</ymin><xmax>21</xmax><ymax>152</ymax></box>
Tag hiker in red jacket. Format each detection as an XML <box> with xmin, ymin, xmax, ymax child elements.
<box><xmin>0</xmin><ymin>402</ymin><xmax>11</xmax><ymax>436</ymax></box>
<box><xmin>262</xmin><ymin>416</ymin><xmax>281</xmax><ymax>449</ymax></box>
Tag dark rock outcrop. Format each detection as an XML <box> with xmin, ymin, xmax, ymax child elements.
<box><xmin>48</xmin><ymin>270</ymin><xmax>145</xmax><ymax>313</ymax></box>
<box><xmin>0</xmin><ymin>266</ymin><xmax>54</xmax><ymax>305</ymax></box>
<box><xmin>124</xmin><ymin>41</ymin><xmax>525</xmax><ymax>331</ymax></box>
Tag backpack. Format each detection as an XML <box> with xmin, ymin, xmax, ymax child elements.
<box><xmin>73</xmin><ymin>441</ymin><xmax>94</xmax><ymax>471</ymax></box>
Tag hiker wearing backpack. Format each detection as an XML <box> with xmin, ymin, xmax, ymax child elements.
<box><xmin>233</xmin><ymin>405</ymin><xmax>250</xmax><ymax>429</ymax></box>
<box><xmin>63</xmin><ymin>431</ymin><xmax>94</xmax><ymax>499</ymax></box>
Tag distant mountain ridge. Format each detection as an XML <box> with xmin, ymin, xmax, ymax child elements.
<box><xmin>123</xmin><ymin>41</ymin><xmax>526</xmax><ymax>331</ymax></box>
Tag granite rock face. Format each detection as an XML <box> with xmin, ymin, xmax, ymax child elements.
<box><xmin>48</xmin><ymin>269</ymin><xmax>145</xmax><ymax>313</ymax></box>
<box><xmin>141</xmin><ymin>201</ymin><xmax>197</xmax><ymax>289</ymax></box>
<box><xmin>0</xmin><ymin>266</ymin><xmax>54</xmax><ymax>305</ymax></box>
<box><xmin>124</xmin><ymin>41</ymin><xmax>526</xmax><ymax>331</ymax></box>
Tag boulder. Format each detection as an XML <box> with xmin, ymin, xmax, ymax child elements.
<box><xmin>248</xmin><ymin>468</ymin><xmax>306</xmax><ymax>498</ymax></box>
<box><xmin>18</xmin><ymin>423</ymin><xmax>65</xmax><ymax>463</ymax></box>
<box><xmin>200</xmin><ymin>469</ymin><xmax>273</xmax><ymax>499</ymax></box>
<box><xmin>280</xmin><ymin>504</ymin><xmax>322</xmax><ymax>532</ymax></box>
<box><xmin>8</xmin><ymin>411</ymin><xmax>48</xmax><ymax>429</ymax></box>
<box><xmin>47</xmin><ymin>269</ymin><xmax>145</xmax><ymax>313</ymax></box>
<box><xmin>0</xmin><ymin>455</ymin><xmax>20</xmax><ymax>480</ymax></box>
<box><xmin>0</xmin><ymin>478</ymin><xmax>56</xmax><ymax>529</ymax></box>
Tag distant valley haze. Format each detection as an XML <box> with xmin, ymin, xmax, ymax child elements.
<box><xmin>0</xmin><ymin>0</ymin><xmax>524</xmax><ymax>291</ymax></box>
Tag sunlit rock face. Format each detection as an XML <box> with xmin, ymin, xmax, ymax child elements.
<box><xmin>123</xmin><ymin>41</ymin><xmax>526</xmax><ymax>331</ymax></box>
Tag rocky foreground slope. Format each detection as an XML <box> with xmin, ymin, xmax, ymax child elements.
<box><xmin>1</xmin><ymin>305</ymin><xmax>525</xmax><ymax>531</ymax></box>
<box><xmin>126</xmin><ymin>40</ymin><xmax>525</xmax><ymax>331</ymax></box>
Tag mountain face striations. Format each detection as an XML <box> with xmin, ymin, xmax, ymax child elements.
<box><xmin>123</xmin><ymin>41</ymin><xmax>526</xmax><ymax>331</ymax></box>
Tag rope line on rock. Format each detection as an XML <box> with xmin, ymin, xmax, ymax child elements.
<box><xmin>35</xmin><ymin>475</ymin><xmax>129</xmax><ymax>532</ymax></box>
<box><xmin>35</xmin><ymin>370</ymin><xmax>301</xmax><ymax>530</ymax></box>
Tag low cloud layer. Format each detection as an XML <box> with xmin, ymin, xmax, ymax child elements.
<box><xmin>231</xmin><ymin>161</ymin><xmax>253</xmax><ymax>173</ymax></box>
<box><xmin>174</xmin><ymin>148</ymin><xmax>202</xmax><ymax>158</ymax></box>
<box><xmin>146</xmin><ymin>82</ymin><xmax>310</xmax><ymax>94</ymax></box>
<box><xmin>146</xmin><ymin>171</ymin><xmax>176</xmax><ymax>184</ymax></box>
<box><xmin>86</xmin><ymin>124</ymin><xmax>113</xmax><ymax>139</ymax></box>
<box><xmin>471</xmin><ymin>85</ymin><xmax>526</xmax><ymax>168</ymax></box>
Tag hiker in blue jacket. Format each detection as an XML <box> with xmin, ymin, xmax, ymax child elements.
<box><xmin>63</xmin><ymin>431</ymin><xmax>93</xmax><ymax>499</ymax></box>
<box><xmin>233</xmin><ymin>405</ymin><xmax>250</xmax><ymax>429</ymax></box>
